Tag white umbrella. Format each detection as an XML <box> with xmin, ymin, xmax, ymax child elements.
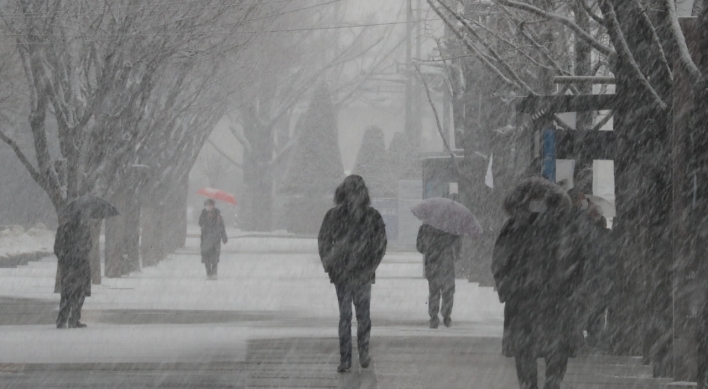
<box><xmin>586</xmin><ymin>195</ymin><xmax>616</xmax><ymax>217</ymax></box>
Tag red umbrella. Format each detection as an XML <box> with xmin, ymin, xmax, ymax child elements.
<box><xmin>196</xmin><ymin>188</ymin><xmax>237</xmax><ymax>205</ymax></box>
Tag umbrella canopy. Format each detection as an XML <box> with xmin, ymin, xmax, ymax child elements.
<box><xmin>411</xmin><ymin>197</ymin><xmax>483</xmax><ymax>237</ymax></box>
<box><xmin>586</xmin><ymin>195</ymin><xmax>616</xmax><ymax>217</ymax></box>
<box><xmin>59</xmin><ymin>195</ymin><xmax>119</xmax><ymax>222</ymax></box>
<box><xmin>197</xmin><ymin>187</ymin><xmax>237</xmax><ymax>205</ymax></box>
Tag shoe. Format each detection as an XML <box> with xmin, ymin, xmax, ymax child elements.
<box><xmin>359</xmin><ymin>353</ymin><xmax>371</xmax><ymax>369</ymax></box>
<box><xmin>69</xmin><ymin>321</ymin><xmax>87</xmax><ymax>328</ymax></box>
<box><xmin>56</xmin><ymin>322</ymin><xmax>67</xmax><ymax>329</ymax></box>
<box><xmin>430</xmin><ymin>318</ymin><xmax>439</xmax><ymax>329</ymax></box>
<box><xmin>443</xmin><ymin>317</ymin><xmax>452</xmax><ymax>327</ymax></box>
<box><xmin>337</xmin><ymin>362</ymin><xmax>351</xmax><ymax>373</ymax></box>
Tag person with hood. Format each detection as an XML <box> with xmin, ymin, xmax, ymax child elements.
<box><xmin>199</xmin><ymin>199</ymin><xmax>227</xmax><ymax>280</ymax></box>
<box><xmin>417</xmin><ymin>223</ymin><xmax>461</xmax><ymax>328</ymax></box>
<box><xmin>54</xmin><ymin>215</ymin><xmax>93</xmax><ymax>329</ymax></box>
<box><xmin>318</xmin><ymin>175</ymin><xmax>387</xmax><ymax>373</ymax></box>
<box><xmin>492</xmin><ymin>178</ymin><xmax>585</xmax><ymax>389</ymax></box>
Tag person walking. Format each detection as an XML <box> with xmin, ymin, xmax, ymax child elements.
<box><xmin>54</xmin><ymin>215</ymin><xmax>93</xmax><ymax>329</ymax></box>
<box><xmin>199</xmin><ymin>199</ymin><xmax>227</xmax><ymax>280</ymax></box>
<box><xmin>318</xmin><ymin>175</ymin><xmax>387</xmax><ymax>373</ymax></box>
<box><xmin>492</xmin><ymin>178</ymin><xmax>585</xmax><ymax>389</ymax></box>
<box><xmin>416</xmin><ymin>224</ymin><xmax>461</xmax><ymax>328</ymax></box>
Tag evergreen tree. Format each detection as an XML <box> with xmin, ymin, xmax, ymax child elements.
<box><xmin>353</xmin><ymin>126</ymin><xmax>394</xmax><ymax>198</ymax></box>
<box><xmin>282</xmin><ymin>84</ymin><xmax>344</xmax><ymax>195</ymax></box>
<box><xmin>388</xmin><ymin>131</ymin><xmax>420</xmax><ymax>184</ymax></box>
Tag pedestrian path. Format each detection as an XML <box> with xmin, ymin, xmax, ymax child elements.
<box><xmin>0</xmin><ymin>239</ymin><xmax>673</xmax><ymax>388</ymax></box>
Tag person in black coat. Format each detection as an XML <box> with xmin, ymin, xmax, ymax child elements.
<box><xmin>318</xmin><ymin>175</ymin><xmax>387</xmax><ymax>373</ymax></box>
<box><xmin>417</xmin><ymin>224</ymin><xmax>461</xmax><ymax>328</ymax></box>
<box><xmin>492</xmin><ymin>178</ymin><xmax>585</xmax><ymax>389</ymax></box>
<box><xmin>579</xmin><ymin>204</ymin><xmax>612</xmax><ymax>348</ymax></box>
<box><xmin>199</xmin><ymin>199</ymin><xmax>227</xmax><ymax>280</ymax></box>
<box><xmin>54</xmin><ymin>216</ymin><xmax>92</xmax><ymax>329</ymax></box>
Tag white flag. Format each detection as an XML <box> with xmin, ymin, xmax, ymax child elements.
<box><xmin>485</xmin><ymin>153</ymin><xmax>494</xmax><ymax>189</ymax></box>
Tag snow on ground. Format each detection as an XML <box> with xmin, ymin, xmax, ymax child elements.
<box><xmin>0</xmin><ymin>224</ymin><xmax>54</xmax><ymax>258</ymax></box>
<box><xmin>0</xmin><ymin>239</ymin><xmax>503</xmax><ymax>323</ymax></box>
<box><xmin>0</xmin><ymin>236</ymin><xmax>503</xmax><ymax>363</ymax></box>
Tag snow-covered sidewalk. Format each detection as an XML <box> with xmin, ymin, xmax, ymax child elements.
<box><xmin>0</xmin><ymin>238</ymin><xmax>503</xmax><ymax>364</ymax></box>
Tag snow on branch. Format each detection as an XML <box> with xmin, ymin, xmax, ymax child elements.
<box><xmin>632</xmin><ymin>0</ymin><xmax>672</xmax><ymax>81</ymax></box>
<box><xmin>427</xmin><ymin>0</ymin><xmax>522</xmax><ymax>92</ymax></box>
<box><xmin>575</xmin><ymin>0</ymin><xmax>607</xmax><ymax>26</ymax></box>
<box><xmin>0</xmin><ymin>129</ymin><xmax>43</xmax><ymax>186</ymax></box>
<box><xmin>600</xmin><ymin>0</ymin><xmax>668</xmax><ymax>111</ymax></box>
<box><xmin>495</xmin><ymin>0</ymin><xmax>614</xmax><ymax>57</ymax></box>
<box><xmin>413</xmin><ymin>62</ymin><xmax>472</xmax><ymax>184</ymax></box>
<box><xmin>665</xmin><ymin>0</ymin><xmax>702</xmax><ymax>81</ymax></box>
<box><xmin>434</xmin><ymin>0</ymin><xmax>537</xmax><ymax>95</ymax></box>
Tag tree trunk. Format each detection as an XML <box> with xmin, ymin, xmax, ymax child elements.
<box><xmin>89</xmin><ymin>220</ymin><xmax>102</xmax><ymax>284</ymax></box>
<box><xmin>104</xmin><ymin>207</ymin><xmax>125</xmax><ymax>278</ymax></box>
<box><xmin>141</xmin><ymin>205</ymin><xmax>165</xmax><ymax>267</ymax></box>
<box><xmin>123</xmin><ymin>197</ymin><xmax>141</xmax><ymax>274</ymax></box>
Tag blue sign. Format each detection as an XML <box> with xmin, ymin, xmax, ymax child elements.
<box><xmin>542</xmin><ymin>127</ymin><xmax>556</xmax><ymax>182</ymax></box>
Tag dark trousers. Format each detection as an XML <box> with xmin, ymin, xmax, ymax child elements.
<box><xmin>335</xmin><ymin>283</ymin><xmax>372</xmax><ymax>364</ymax></box>
<box><xmin>514</xmin><ymin>351</ymin><xmax>568</xmax><ymax>389</ymax></box>
<box><xmin>428</xmin><ymin>277</ymin><xmax>454</xmax><ymax>320</ymax></box>
<box><xmin>57</xmin><ymin>291</ymin><xmax>86</xmax><ymax>327</ymax></box>
<box><xmin>204</xmin><ymin>261</ymin><xmax>218</xmax><ymax>276</ymax></box>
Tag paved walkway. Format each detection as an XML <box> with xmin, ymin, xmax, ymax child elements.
<box><xmin>0</xmin><ymin>237</ymin><xmax>673</xmax><ymax>389</ymax></box>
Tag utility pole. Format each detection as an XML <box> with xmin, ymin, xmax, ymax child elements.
<box><xmin>405</xmin><ymin>0</ymin><xmax>413</xmax><ymax>139</ymax></box>
<box><xmin>412</xmin><ymin>0</ymin><xmax>423</xmax><ymax>147</ymax></box>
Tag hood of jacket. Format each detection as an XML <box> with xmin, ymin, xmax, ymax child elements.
<box><xmin>503</xmin><ymin>177</ymin><xmax>572</xmax><ymax>217</ymax></box>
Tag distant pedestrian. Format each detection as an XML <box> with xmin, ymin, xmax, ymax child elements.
<box><xmin>54</xmin><ymin>215</ymin><xmax>92</xmax><ymax>329</ymax></box>
<box><xmin>416</xmin><ymin>224</ymin><xmax>461</xmax><ymax>328</ymax></box>
<box><xmin>318</xmin><ymin>175</ymin><xmax>387</xmax><ymax>373</ymax></box>
<box><xmin>199</xmin><ymin>199</ymin><xmax>227</xmax><ymax>280</ymax></box>
<box><xmin>492</xmin><ymin>178</ymin><xmax>585</xmax><ymax>389</ymax></box>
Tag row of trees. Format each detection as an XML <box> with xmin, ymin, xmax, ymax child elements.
<box><xmin>0</xmin><ymin>1</ymin><xmax>279</xmax><ymax>278</ymax></box>
<box><xmin>429</xmin><ymin>0</ymin><xmax>708</xmax><ymax>381</ymax></box>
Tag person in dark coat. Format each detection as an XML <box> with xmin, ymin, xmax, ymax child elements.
<box><xmin>54</xmin><ymin>216</ymin><xmax>92</xmax><ymax>329</ymax></box>
<box><xmin>318</xmin><ymin>175</ymin><xmax>387</xmax><ymax>373</ymax></box>
<box><xmin>199</xmin><ymin>199</ymin><xmax>227</xmax><ymax>280</ymax></box>
<box><xmin>417</xmin><ymin>224</ymin><xmax>461</xmax><ymax>328</ymax></box>
<box><xmin>492</xmin><ymin>178</ymin><xmax>585</xmax><ymax>389</ymax></box>
<box><xmin>580</xmin><ymin>204</ymin><xmax>612</xmax><ymax>348</ymax></box>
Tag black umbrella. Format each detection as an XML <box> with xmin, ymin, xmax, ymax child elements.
<box><xmin>59</xmin><ymin>195</ymin><xmax>119</xmax><ymax>222</ymax></box>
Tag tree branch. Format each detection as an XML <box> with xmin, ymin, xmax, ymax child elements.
<box><xmin>496</xmin><ymin>0</ymin><xmax>615</xmax><ymax>57</ymax></box>
<box><xmin>434</xmin><ymin>0</ymin><xmax>537</xmax><ymax>96</ymax></box>
<box><xmin>664</xmin><ymin>0</ymin><xmax>702</xmax><ymax>80</ymax></box>
<box><xmin>599</xmin><ymin>0</ymin><xmax>668</xmax><ymax>111</ymax></box>
<box><xmin>206</xmin><ymin>138</ymin><xmax>242</xmax><ymax>169</ymax></box>
<box><xmin>575</xmin><ymin>0</ymin><xmax>607</xmax><ymax>26</ymax></box>
<box><xmin>427</xmin><ymin>0</ymin><xmax>521</xmax><ymax>92</ymax></box>
<box><xmin>414</xmin><ymin>62</ymin><xmax>471</xmax><ymax>184</ymax></box>
<box><xmin>228</xmin><ymin>124</ymin><xmax>253</xmax><ymax>155</ymax></box>
<box><xmin>632</xmin><ymin>0</ymin><xmax>672</xmax><ymax>81</ymax></box>
<box><xmin>0</xmin><ymin>128</ymin><xmax>43</xmax><ymax>186</ymax></box>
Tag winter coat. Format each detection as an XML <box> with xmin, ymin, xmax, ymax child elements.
<box><xmin>492</xmin><ymin>178</ymin><xmax>585</xmax><ymax>358</ymax></box>
<box><xmin>54</xmin><ymin>219</ymin><xmax>92</xmax><ymax>296</ymax></box>
<box><xmin>416</xmin><ymin>224</ymin><xmax>461</xmax><ymax>281</ymax></box>
<box><xmin>577</xmin><ymin>215</ymin><xmax>613</xmax><ymax>313</ymax></box>
<box><xmin>318</xmin><ymin>204</ymin><xmax>387</xmax><ymax>285</ymax></box>
<box><xmin>199</xmin><ymin>208</ymin><xmax>227</xmax><ymax>263</ymax></box>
